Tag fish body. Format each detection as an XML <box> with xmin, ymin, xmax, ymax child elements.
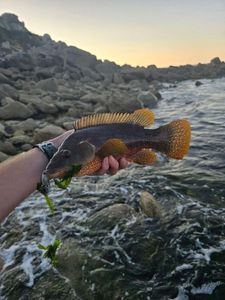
<box><xmin>44</xmin><ymin>109</ymin><xmax>191</xmax><ymax>179</ymax></box>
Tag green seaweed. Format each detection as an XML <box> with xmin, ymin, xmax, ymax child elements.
<box><xmin>38</xmin><ymin>239</ymin><xmax>61</xmax><ymax>267</ymax></box>
<box><xmin>54</xmin><ymin>164</ymin><xmax>82</xmax><ymax>189</ymax></box>
<box><xmin>37</xmin><ymin>183</ymin><xmax>55</xmax><ymax>212</ymax></box>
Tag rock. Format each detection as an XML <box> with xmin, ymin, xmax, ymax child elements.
<box><xmin>0</xmin><ymin>123</ymin><xmax>10</xmax><ymax>138</ymax></box>
<box><xmin>210</xmin><ymin>57</ymin><xmax>221</xmax><ymax>65</ymax></box>
<box><xmin>137</xmin><ymin>90</ymin><xmax>158</xmax><ymax>108</ymax></box>
<box><xmin>195</xmin><ymin>80</ymin><xmax>203</xmax><ymax>87</ymax></box>
<box><xmin>19</xmin><ymin>94</ymin><xmax>58</xmax><ymax>114</ymax></box>
<box><xmin>87</xmin><ymin>204</ymin><xmax>137</xmax><ymax>230</ymax></box>
<box><xmin>139</xmin><ymin>191</ymin><xmax>162</xmax><ymax>218</ymax></box>
<box><xmin>0</xmin><ymin>73</ymin><xmax>12</xmax><ymax>85</ymax></box>
<box><xmin>9</xmin><ymin>135</ymin><xmax>31</xmax><ymax>145</ymax></box>
<box><xmin>0</xmin><ymin>256</ymin><xmax>4</xmax><ymax>271</ymax></box>
<box><xmin>95</xmin><ymin>60</ymin><xmax>119</xmax><ymax>74</ymax></box>
<box><xmin>0</xmin><ymin>84</ymin><xmax>18</xmax><ymax>99</ymax></box>
<box><xmin>0</xmin><ymin>141</ymin><xmax>18</xmax><ymax>155</ymax></box>
<box><xmin>35</xmin><ymin>78</ymin><xmax>58</xmax><ymax>92</ymax></box>
<box><xmin>33</xmin><ymin>124</ymin><xmax>65</xmax><ymax>143</ymax></box>
<box><xmin>0</xmin><ymin>97</ymin><xmax>34</xmax><ymax>120</ymax></box>
<box><xmin>107</xmin><ymin>95</ymin><xmax>141</xmax><ymax>113</ymax></box>
<box><xmin>82</xmin><ymin>67</ymin><xmax>102</xmax><ymax>81</ymax></box>
<box><xmin>0</xmin><ymin>13</ymin><xmax>27</xmax><ymax>32</ymax></box>
<box><xmin>0</xmin><ymin>151</ymin><xmax>9</xmax><ymax>162</ymax></box>
<box><xmin>21</xmin><ymin>143</ymin><xmax>33</xmax><ymax>151</ymax></box>
<box><xmin>113</xmin><ymin>72</ymin><xmax>124</xmax><ymax>84</ymax></box>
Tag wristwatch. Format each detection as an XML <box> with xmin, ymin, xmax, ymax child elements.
<box><xmin>34</xmin><ymin>142</ymin><xmax>57</xmax><ymax>160</ymax></box>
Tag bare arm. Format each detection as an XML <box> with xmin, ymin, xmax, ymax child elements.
<box><xmin>0</xmin><ymin>132</ymin><xmax>128</xmax><ymax>222</ymax></box>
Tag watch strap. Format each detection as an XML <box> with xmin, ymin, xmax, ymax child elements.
<box><xmin>34</xmin><ymin>142</ymin><xmax>57</xmax><ymax>160</ymax></box>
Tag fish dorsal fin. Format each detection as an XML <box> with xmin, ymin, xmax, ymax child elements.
<box><xmin>74</xmin><ymin>108</ymin><xmax>154</xmax><ymax>130</ymax></box>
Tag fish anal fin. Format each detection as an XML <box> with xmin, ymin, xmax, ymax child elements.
<box><xmin>128</xmin><ymin>149</ymin><xmax>157</xmax><ymax>165</ymax></box>
<box><xmin>97</xmin><ymin>138</ymin><xmax>129</xmax><ymax>158</ymax></box>
<box><xmin>77</xmin><ymin>156</ymin><xmax>102</xmax><ymax>176</ymax></box>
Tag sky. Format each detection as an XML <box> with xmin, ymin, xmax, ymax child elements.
<box><xmin>0</xmin><ymin>0</ymin><xmax>225</xmax><ymax>67</ymax></box>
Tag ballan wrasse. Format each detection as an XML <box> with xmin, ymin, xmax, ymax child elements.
<box><xmin>43</xmin><ymin>109</ymin><xmax>191</xmax><ymax>180</ymax></box>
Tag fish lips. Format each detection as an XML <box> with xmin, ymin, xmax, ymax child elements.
<box><xmin>43</xmin><ymin>167</ymin><xmax>70</xmax><ymax>179</ymax></box>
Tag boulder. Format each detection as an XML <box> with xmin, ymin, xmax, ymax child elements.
<box><xmin>137</xmin><ymin>90</ymin><xmax>158</xmax><ymax>108</ymax></box>
<box><xmin>35</xmin><ymin>78</ymin><xmax>58</xmax><ymax>92</ymax></box>
<box><xmin>87</xmin><ymin>203</ymin><xmax>137</xmax><ymax>230</ymax></box>
<box><xmin>0</xmin><ymin>123</ymin><xmax>9</xmax><ymax>138</ymax></box>
<box><xmin>95</xmin><ymin>60</ymin><xmax>119</xmax><ymax>74</ymax></box>
<box><xmin>0</xmin><ymin>141</ymin><xmax>18</xmax><ymax>155</ymax></box>
<box><xmin>0</xmin><ymin>84</ymin><xmax>18</xmax><ymax>99</ymax></box>
<box><xmin>210</xmin><ymin>57</ymin><xmax>221</xmax><ymax>65</ymax></box>
<box><xmin>195</xmin><ymin>80</ymin><xmax>203</xmax><ymax>87</ymax></box>
<box><xmin>139</xmin><ymin>191</ymin><xmax>162</xmax><ymax>218</ymax></box>
<box><xmin>0</xmin><ymin>73</ymin><xmax>12</xmax><ymax>85</ymax></box>
<box><xmin>9</xmin><ymin>135</ymin><xmax>31</xmax><ymax>145</ymax></box>
<box><xmin>33</xmin><ymin>124</ymin><xmax>65</xmax><ymax>143</ymax></box>
<box><xmin>0</xmin><ymin>97</ymin><xmax>34</xmax><ymax>120</ymax></box>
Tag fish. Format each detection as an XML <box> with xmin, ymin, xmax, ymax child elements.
<box><xmin>43</xmin><ymin>108</ymin><xmax>191</xmax><ymax>180</ymax></box>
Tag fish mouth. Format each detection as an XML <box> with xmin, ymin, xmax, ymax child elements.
<box><xmin>44</xmin><ymin>167</ymin><xmax>70</xmax><ymax>179</ymax></box>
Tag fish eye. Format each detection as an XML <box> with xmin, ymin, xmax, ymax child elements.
<box><xmin>60</xmin><ymin>149</ymin><xmax>71</xmax><ymax>158</ymax></box>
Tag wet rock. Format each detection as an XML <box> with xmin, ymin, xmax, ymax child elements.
<box><xmin>33</xmin><ymin>124</ymin><xmax>65</xmax><ymax>143</ymax></box>
<box><xmin>87</xmin><ymin>203</ymin><xmax>137</xmax><ymax>230</ymax></box>
<box><xmin>0</xmin><ymin>97</ymin><xmax>34</xmax><ymax>120</ymax></box>
<box><xmin>195</xmin><ymin>80</ymin><xmax>203</xmax><ymax>87</ymax></box>
<box><xmin>139</xmin><ymin>191</ymin><xmax>162</xmax><ymax>218</ymax></box>
<box><xmin>137</xmin><ymin>90</ymin><xmax>158</xmax><ymax>108</ymax></box>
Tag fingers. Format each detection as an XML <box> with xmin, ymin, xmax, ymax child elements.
<box><xmin>108</xmin><ymin>155</ymin><xmax>119</xmax><ymax>175</ymax></box>
<box><xmin>96</xmin><ymin>156</ymin><xmax>129</xmax><ymax>175</ymax></box>
<box><xmin>96</xmin><ymin>157</ymin><xmax>109</xmax><ymax>175</ymax></box>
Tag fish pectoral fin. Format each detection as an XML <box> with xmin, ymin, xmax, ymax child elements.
<box><xmin>77</xmin><ymin>156</ymin><xmax>102</xmax><ymax>176</ymax></box>
<box><xmin>97</xmin><ymin>138</ymin><xmax>129</xmax><ymax>158</ymax></box>
<box><xmin>77</xmin><ymin>141</ymin><xmax>96</xmax><ymax>164</ymax></box>
<box><xmin>131</xmin><ymin>108</ymin><xmax>154</xmax><ymax>127</ymax></box>
<box><xmin>128</xmin><ymin>149</ymin><xmax>157</xmax><ymax>165</ymax></box>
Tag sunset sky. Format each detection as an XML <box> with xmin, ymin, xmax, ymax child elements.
<box><xmin>0</xmin><ymin>0</ymin><xmax>224</xmax><ymax>67</ymax></box>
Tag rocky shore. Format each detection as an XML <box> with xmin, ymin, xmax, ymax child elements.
<box><xmin>0</xmin><ymin>13</ymin><xmax>224</xmax><ymax>161</ymax></box>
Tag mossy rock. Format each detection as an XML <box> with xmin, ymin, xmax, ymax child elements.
<box><xmin>87</xmin><ymin>203</ymin><xmax>137</xmax><ymax>231</ymax></box>
<box><xmin>139</xmin><ymin>191</ymin><xmax>163</xmax><ymax>218</ymax></box>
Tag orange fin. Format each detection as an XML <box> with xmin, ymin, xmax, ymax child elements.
<box><xmin>128</xmin><ymin>149</ymin><xmax>157</xmax><ymax>165</ymax></box>
<box><xmin>74</xmin><ymin>109</ymin><xmax>154</xmax><ymax>130</ymax></box>
<box><xmin>130</xmin><ymin>109</ymin><xmax>154</xmax><ymax>127</ymax></box>
<box><xmin>97</xmin><ymin>138</ymin><xmax>129</xmax><ymax>158</ymax></box>
<box><xmin>77</xmin><ymin>156</ymin><xmax>102</xmax><ymax>176</ymax></box>
<box><xmin>161</xmin><ymin>119</ymin><xmax>191</xmax><ymax>159</ymax></box>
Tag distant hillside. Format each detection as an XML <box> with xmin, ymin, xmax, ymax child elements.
<box><xmin>0</xmin><ymin>12</ymin><xmax>224</xmax><ymax>82</ymax></box>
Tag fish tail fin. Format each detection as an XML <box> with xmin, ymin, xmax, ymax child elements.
<box><xmin>160</xmin><ymin>119</ymin><xmax>191</xmax><ymax>159</ymax></box>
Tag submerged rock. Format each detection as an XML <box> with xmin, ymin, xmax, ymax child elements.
<box><xmin>139</xmin><ymin>191</ymin><xmax>163</xmax><ymax>218</ymax></box>
<box><xmin>87</xmin><ymin>203</ymin><xmax>137</xmax><ymax>230</ymax></box>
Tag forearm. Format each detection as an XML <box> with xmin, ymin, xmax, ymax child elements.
<box><xmin>0</xmin><ymin>148</ymin><xmax>48</xmax><ymax>221</ymax></box>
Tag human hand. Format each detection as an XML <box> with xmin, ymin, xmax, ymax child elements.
<box><xmin>96</xmin><ymin>155</ymin><xmax>129</xmax><ymax>175</ymax></box>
